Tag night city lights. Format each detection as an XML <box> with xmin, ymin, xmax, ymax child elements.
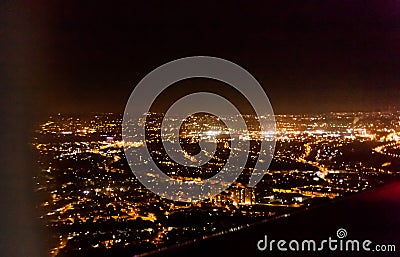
<box><xmin>33</xmin><ymin>111</ymin><xmax>400</xmax><ymax>256</ymax></box>
<box><xmin>2</xmin><ymin>1</ymin><xmax>400</xmax><ymax>257</ymax></box>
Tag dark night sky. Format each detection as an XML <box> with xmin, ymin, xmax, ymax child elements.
<box><xmin>2</xmin><ymin>0</ymin><xmax>400</xmax><ymax>115</ymax></box>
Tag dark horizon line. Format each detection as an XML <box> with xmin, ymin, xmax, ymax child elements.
<box><xmin>37</xmin><ymin>107</ymin><xmax>400</xmax><ymax>119</ymax></box>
